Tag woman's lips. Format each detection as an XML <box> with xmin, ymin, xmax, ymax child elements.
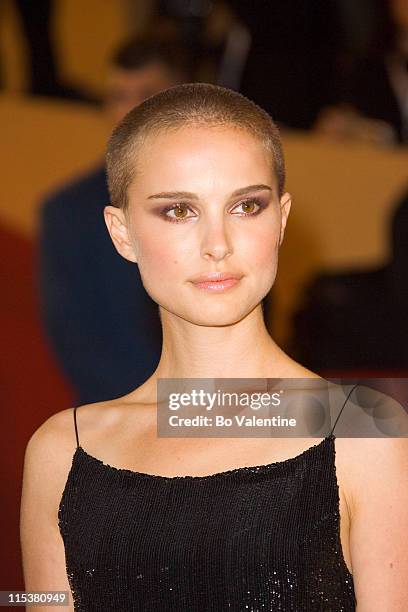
<box><xmin>191</xmin><ymin>278</ymin><xmax>240</xmax><ymax>291</ymax></box>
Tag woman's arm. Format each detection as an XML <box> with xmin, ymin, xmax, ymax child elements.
<box><xmin>20</xmin><ymin>411</ymin><xmax>75</xmax><ymax>611</ymax></box>
<box><xmin>348</xmin><ymin>437</ymin><xmax>408</xmax><ymax>611</ymax></box>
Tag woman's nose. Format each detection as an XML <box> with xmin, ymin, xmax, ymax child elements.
<box><xmin>200</xmin><ymin>221</ymin><xmax>233</xmax><ymax>261</ymax></box>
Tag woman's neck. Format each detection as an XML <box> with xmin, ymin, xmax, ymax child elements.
<box><xmin>152</xmin><ymin>305</ymin><xmax>291</xmax><ymax>380</ymax></box>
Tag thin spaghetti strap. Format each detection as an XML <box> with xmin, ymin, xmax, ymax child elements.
<box><xmin>73</xmin><ymin>406</ymin><xmax>80</xmax><ymax>448</ymax></box>
<box><xmin>329</xmin><ymin>383</ymin><xmax>359</xmax><ymax>436</ymax></box>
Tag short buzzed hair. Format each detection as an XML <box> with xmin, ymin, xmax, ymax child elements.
<box><xmin>106</xmin><ymin>82</ymin><xmax>285</xmax><ymax>214</ymax></box>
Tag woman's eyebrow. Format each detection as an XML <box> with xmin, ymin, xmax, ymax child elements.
<box><xmin>147</xmin><ymin>184</ymin><xmax>272</xmax><ymax>200</ymax></box>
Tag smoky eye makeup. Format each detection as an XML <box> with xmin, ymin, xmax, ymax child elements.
<box><xmin>153</xmin><ymin>195</ymin><xmax>271</xmax><ymax>224</ymax></box>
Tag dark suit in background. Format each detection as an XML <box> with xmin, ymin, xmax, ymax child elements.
<box><xmin>343</xmin><ymin>55</ymin><xmax>407</xmax><ymax>143</ymax></box>
<box><xmin>226</xmin><ymin>0</ymin><xmax>343</xmax><ymax>130</ymax></box>
<box><xmin>38</xmin><ymin>165</ymin><xmax>162</xmax><ymax>405</ymax></box>
<box><xmin>336</xmin><ymin>0</ymin><xmax>408</xmax><ymax>144</ymax></box>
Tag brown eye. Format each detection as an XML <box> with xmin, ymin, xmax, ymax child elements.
<box><xmin>232</xmin><ymin>198</ymin><xmax>265</xmax><ymax>216</ymax></box>
<box><xmin>174</xmin><ymin>206</ymin><xmax>188</xmax><ymax>219</ymax></box>
<box><xmin>241</xmin><ymin>201</ymin><xmax>256</xmax><ymax>214</ymax></box>
<box><xmin>161</xmin><ymin>203</ymin><xmax>195</xmax><ymax>223</ymax></box>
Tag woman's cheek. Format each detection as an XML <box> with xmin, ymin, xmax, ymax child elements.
<box><xmin>246</xmin><ymin>228</ymin><xmax>280</xmax><ymax>292</ymax></box>
<box><xmin>137</xmin><ymin>240</ymin><xmax>185</xmax><ymax>288</ymax></box>
<box><xmin>244</xmin><ymin>227</ymin><xmax>278</xmax><ymax>267</ymax></box>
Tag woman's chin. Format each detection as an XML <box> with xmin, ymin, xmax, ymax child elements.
<box><xmin>178</xmin><ymin>305</ymin><xmax>255</xmax><ymax>327</ymax></box>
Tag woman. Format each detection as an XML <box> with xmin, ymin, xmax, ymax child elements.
<box><xmin>21</xmin><ymin>83</ymin><xmax>407</xmax><ymax>610</ymax></box>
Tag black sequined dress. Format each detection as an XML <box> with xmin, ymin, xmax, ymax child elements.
<box><xmin>58</xmin><ymin>400</ymin><xmax>356</xmax><ymax>611</ymax></box>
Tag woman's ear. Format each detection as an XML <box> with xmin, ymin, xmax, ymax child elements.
<box><xmin>278</xmin><ymin>192</ymin><xmax>292</xmax><ymax>247</ymax></box>
<box><xmin>103</xmin><ymin>205</ymin><xmax>138</xmax><ymax>263</ymax></box>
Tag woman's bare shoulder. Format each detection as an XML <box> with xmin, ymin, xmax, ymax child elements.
<box><xmin>22</xmin><ymin>400</ymin><xmax>119</xmax><ymax>519</ymax></box>
<box><xmin>32</xmin><ymin>391</ymin><xmax>156</xmax><ymax>459</ymax></box>
<box><xmin>333</xmin><ymin>434</ymin><xmax>408</xmax><ymax>523</ymax></box>
<box><xmin>27</xmin><ymin>400</ymin><xmax>115</xmax><ymax>451</ymax></box>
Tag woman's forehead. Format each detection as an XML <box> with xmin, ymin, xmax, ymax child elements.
<box><xmin>135</xmin><ymin>125</ymin><xmax>275</xmax><ymax>182</ymax></box>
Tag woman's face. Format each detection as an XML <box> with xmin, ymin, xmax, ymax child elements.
<box><xmin>108</xmin><ymin>125</ymin><xmax>291</xmax><ymax>327</ymax></box>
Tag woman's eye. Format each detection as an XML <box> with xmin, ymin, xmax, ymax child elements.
<box><xmin>161</xmin><ymin>198</ymin><xmax>265</xmax><ymax>223</ymax></box>
<box><xmin>233</xmin><ymin>199</ymin><xmax>262</xmax><ymax>215</ymax></box>
<box><xmin>162</xmin><ymin>204</ymin><xmax>195</xmax><ymax>222</ymax></box>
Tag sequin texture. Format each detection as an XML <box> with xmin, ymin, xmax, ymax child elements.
<box><xmin>58</xmin><ymin>425</ymin><xmax>356</xmax><ymax>611</ymax></box>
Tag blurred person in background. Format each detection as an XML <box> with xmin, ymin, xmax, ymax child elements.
<box><xmin>316</xmin><ymin>0</ymin><xmax>408</xmax><ymax>145</ymax></box>
<box><xmin>295</xmin><ymin>0</ymin><xmax>408</xmax><ymax>370</ymax></box>
<box><xmin>290</xmin><ymin>180</ymin><xmax>408</xmax><ymax>371</ymax></box>
<box><xmin>37</xmin><ymin>35</ymin><xmax>191</xmax><ymax>405</ymax></box>
<box><xmin>388</xmin><ymin>183</ymin><xmax>408</xmax><ymax>364</ymax></box>
<box><xmin>129</xmin><ymin>0</ymin><xmax>343</xmax><ymax>128</ymax></box>
<box><xmin>223</xmin><ymin>0</ymin><xmax>344</xmax><ymax>131</ymax></box>
<box><xmin>132</xmin><ymin>0</ymin><xmax>250</xmax><ymax>87</ymax></box>
<box><xmin>1</xmin><ymin>0</ymin><xmax>98</xmax><ymax>102</ymax></box>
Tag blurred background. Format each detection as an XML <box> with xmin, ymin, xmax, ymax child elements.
<box><xmin>1</xmin><ymin>0</ymin><xmax>408</xmax><ymax>596</ymax></box>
